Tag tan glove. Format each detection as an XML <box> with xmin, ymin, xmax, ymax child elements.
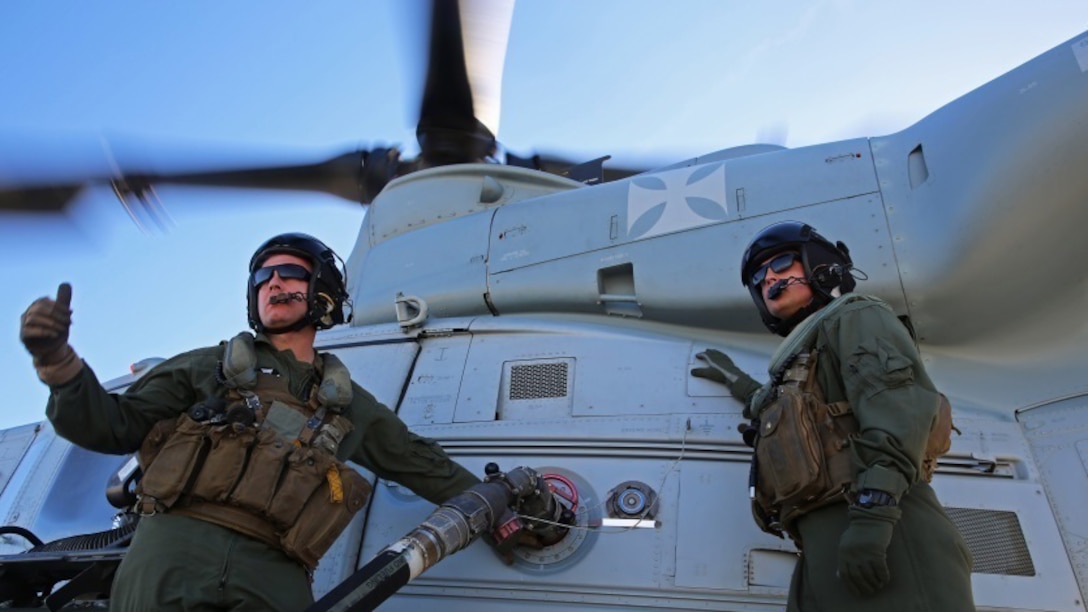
<box><xmin>20</xmin><ymin>283</ymin><xmax>83</xmax><ymax>386</ymax></box>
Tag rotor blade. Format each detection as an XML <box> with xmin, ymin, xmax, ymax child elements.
<box><xmin>0</xmin><ymin>132</ymin><xmax>404</xmax><ymax>212</ymax></box>
<box><xmin>460</xmin><ymin>0</ymin><xmax>514</xmax><ymax>138</ymax></box>
<box><xmin>416</xmin><ymin>0</ymin><xmax>511</xmax><ymax>166</ymax></box>
<box><xmin>505</xmin><ymin>150</ymin><xmax>650</xmax><ymax>185</ymax></box>
<box><xmin>122</xmin><ymin>151</ymin><xmax>372</xmax><ymax>202</ymax></box>
<box><xmin>0</xmin><ymin>186</ymin><xmax>84</xmax><ymax>213</ymax></box>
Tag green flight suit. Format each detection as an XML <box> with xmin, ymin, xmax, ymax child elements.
<box><xmin>46</xmin><ymin>334</ymin><xmax>479</xmax><ymax>612</ymax></box>
<box><xmin>753</xmin><ymin>296</ymin><xmax>974</xmax><ymax>611</ymax></box>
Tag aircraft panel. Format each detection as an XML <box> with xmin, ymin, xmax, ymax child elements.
<box><xmin>350</xmin><ymin>211</ymin><xmax>494</xmax><ymax>326</ymax></box>
<box><xmin>310</xmin><ymin>335</ymin><xmax>421</xmax><ymax>595</ymax></box>
<box><xmin>1018</xmin><ymin>395</ymin><xmax>1088</xmax><ymax>605</ymax></box>
<box><xmin>673</xmin><ymin>460</ymin><xmax>793</xmax><ymax>592</ymax></box>
<box><xmin>486</xmin><ymin>194</ymin><xmax>905</xmax><ymax>331</ymax></box>
<box><xmin>488</xmin><ymin>138</ymin><xmax>878</xmax><ymax>276</ymax></box>
<box><xmin>870</xmin><ymin>31</ymin><xmax>1088</xmax><ymax>346</ymax></box>
<box><xmin>933</xmin><ymin>474</ymin><xmax>1085</xmax><ymax>612</ymax></box>
<box><xmin>323</xmin><ymin>335</ymin><xmax>419</xmax><ymax>410</ymax></box>
<box><xmin>0</xmin><ymin>425</ymin><xmax>37</xmax><ymax>499</ymax></box>
<box><xmin>0</xmin><ymin>429</ymin><xmax>96</xmax><ymax>551</ymax></box>
<box><xmin>365</xmin><ymin>165</ymin><xmax>582</xmax><ymax>247</ymax></box>
<box><xmin>451</xmin><ymin>317</ymin><xmax>752</xmax><ymax>422</ymax></box>
<box><xmin>399</xmin><ymin>335</ymin><xmax>473</xmax><ymax>425</ymax></box>
<box><xmin>361</xmin><ymin>451</ymin><xmax>800</xmax><ymax>610</ymax></box>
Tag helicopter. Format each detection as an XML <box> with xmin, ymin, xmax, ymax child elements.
<box><xmin>2</xmin><ymin>1</ymin><xmax>1088</xmax><ymax>610</ymax></box>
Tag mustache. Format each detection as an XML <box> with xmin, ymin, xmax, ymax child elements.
<box><xmin>270</xmin><ymin>292</ymin><xmax>307</xmax><ymax>304</ymax></box>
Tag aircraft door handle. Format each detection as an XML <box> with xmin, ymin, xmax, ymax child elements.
<box><xmin>395</xmin><ymin>293</ymin><xmax>429</xmax><ymax>329</ymax></box>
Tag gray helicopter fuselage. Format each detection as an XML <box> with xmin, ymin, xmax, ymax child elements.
<box><xmin>1</xmin><ymin>28</ymin><xmax>1087</xmax><ymax>612</ymax></box>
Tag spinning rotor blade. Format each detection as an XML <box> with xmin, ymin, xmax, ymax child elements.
<box><xmin>416</xmin><ymin>0</ymin><xmax>512</xmax><ymax>166</ymax></box>
<box><xmin>0</xmin><ymin>0</ymin><xmax>643</xmax><ymax>227</ymax></box>
<box><xmin>0</xmin><ymin>131</ymin><xmax>404</xmax><ymax>213</ymax></box>
<box><xmin>110</xmin><ymin>149</ymin><xmax>398</xmax><ymax>204</ymax></box>
<box><xmin>505</xmin><ymin>150</ymin><xmax>650</xmax><ymax>185</ymax></box>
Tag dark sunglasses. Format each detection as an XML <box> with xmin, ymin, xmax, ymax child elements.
<box><xmin>252</xmin><ymin>263</ymin><xmax>311</xmax><ymax>287</ymax></box>
<box><xmin>750</xmin><ymin>252</ymin><xmax>800</xmax><ymax>286</ymax></box>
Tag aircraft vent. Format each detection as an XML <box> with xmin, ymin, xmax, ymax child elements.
<box><xmin>945</xmin><ymin>507</ymin><xmax>1035</xmax><ymax>576</ymax></box>
<box><xmin>509</xmin><ymin>362</ymin><xmax>570</xmax><ymax>400</ymax></box>
<box><xmin>499</xmin><ymin>358</ymin><xmax>575</xmax><ymax>419</ymax></box>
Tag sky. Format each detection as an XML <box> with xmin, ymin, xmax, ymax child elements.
<box><xmin>2</xmin><ymin>1</ymin><xmax>1087</xmax><ymax>431</ymax></box>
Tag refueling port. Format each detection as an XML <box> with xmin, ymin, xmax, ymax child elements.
<box><xmin>606</xmin><ymin>481</ymin><xmax>658</xmax><ymax>520</ymax></box>
<box><xmin>511</xmin><ymin>469</ymin><xmax>598</xmax><ymax>567</ymax></box>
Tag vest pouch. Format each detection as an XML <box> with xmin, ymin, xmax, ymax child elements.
<box><xmin>755</xmin><ymin>390</ymin><xmax>827</xmax><ymax>508</ymax></box>
<box><xmin>187</xmin><ymin>424</ymin><xmax>258</xmax><ymax>503</ymax></box>
<box><xmin>281</xmin><ymin>463</ymin><xmax>372</xmax><ymax>570</ymax></box>
<box><xmin>227</xmin><ymin>427</ymin><xmax>291</xmax><ymax>515</ymax></box>
<box><xmin>265</xmin><ymin>447</ymin><xmax>333</xmax><ymax>529</ymax></box>
<box><xmin>137</xmin><ymin>414</ymin><xmax>210</xmax><ymax>508</ymax></box>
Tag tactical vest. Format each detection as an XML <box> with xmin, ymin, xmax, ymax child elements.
<box><xmin>135</xmin><ymin>333</ymin><xmax>372</xmax><ymax>571</ymax></box>
<box><xmin>750</xmin><ymin>349</ymin><xmax>857</xmax><ymax>539</ymax></box>
<box><xmin>748</xmin><ymin>295</ymin><xmax>953</xmax><ymax>540</ymax></box>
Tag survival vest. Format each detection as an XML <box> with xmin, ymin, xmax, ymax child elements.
<box><xmin>747</xmin><ymin>295</ymin><xmax>953</xmax><ymax>541</ymax></box>
<box><xmin>135</xmin><ymin>333</ymin><xmax>372</xmax><ymax>571</ymax></box>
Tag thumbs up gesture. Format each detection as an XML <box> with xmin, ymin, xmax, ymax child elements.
<box><xmin>20</xmin><ymin>283</ymin><xmax>83</xmax><ymax>385</ymax></box>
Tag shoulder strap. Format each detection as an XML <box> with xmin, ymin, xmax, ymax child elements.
<box><xmin>316</xmin><ymin>353</ymin><xmax>353</xmax><ymax>411</ymax></box>
<box><xmin>219</xmin><ymin>332</ymin><xmax>258</xmax><ymax>390</ymax></box>
<box><xmin>767</xmin><ymin>294</ymin><xmax>884</xmax><ymax>379</ymax></box>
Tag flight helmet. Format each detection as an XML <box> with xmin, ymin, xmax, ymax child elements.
<box><xmin>740</xmin><ymin>221</ymin><xmax>855</xmax><ymax>336</ymax></box>
<box><xmin>247</xmin><ymin>232</ymin><xmax>351</xmax><ymax>334</ymax></box>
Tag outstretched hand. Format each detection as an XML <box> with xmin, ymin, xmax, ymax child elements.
<box><xmin>690</xmin><ymin>349</ymin><xmax>762</xmax><ymax>402</ymax></box>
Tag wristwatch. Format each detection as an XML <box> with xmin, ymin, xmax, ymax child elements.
<box><xmin>853</xmin><ymin>489</ymin><xmax>898</xmax><ymax>509</ymax></box>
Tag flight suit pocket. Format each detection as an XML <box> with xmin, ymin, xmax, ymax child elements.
<box><xmin>849</xmin><ymin>337</ymin><xmax>914</xmax><ymax>398</ymax></box>
<box><xmin>189</xmin><ymin>425</ymin><xmax>257</xmax><ymax>503</ymax></box>
<box><xmin>755</xmin><ymin>391</ymin><xmax>826</xmax><ymax>507</ymax></box>
<box><xmin>228</xmin><ymin>427</ymin><xmax>291</xmax><ymax>515</ymax></box>
<box><xmin>138</xmin><ymin>414</ymin><xmax>209</xmax><ymax>507</ymax></box>
<box><xmin>281</xmin><ymin>464</ymin><xmax>372</xmax><ymax>570</ymax></box>
<box><xmin>265</xmin><ymin>447</ymin><xmax>332</xmax><ymax>529</ymax></box>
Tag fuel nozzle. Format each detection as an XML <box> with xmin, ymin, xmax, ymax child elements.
<box><xmin>308</xmin><ymin>464</ymin><xmax>576</xmax><ymax>612</ymax></box>
<box><xmin>483</xmin><ymin>463</ymin><xmax>573</xmax><ymax>551</ymax></box>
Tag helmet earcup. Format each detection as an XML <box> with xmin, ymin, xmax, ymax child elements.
<box><xmin>812</xmin><ymin>263</ymin><xmax>843</xmax><ymax>288</ymax></box>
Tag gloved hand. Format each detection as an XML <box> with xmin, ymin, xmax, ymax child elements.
<box><xmin>691</xmin><ymin>349</ymin><xmax>762</xmax><ymax>404</ymax></box>
<box><xmin>20</xmin><ymin>283</ymin><xmax>83</xmax><ymax>386</ymax></box>
<box><xmin>837</xmin><ymin>503</ymin><xmax>901</xmax><ymax>597</ymax></box>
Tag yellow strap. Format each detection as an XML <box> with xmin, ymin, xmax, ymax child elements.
<box><xmin>327</xmin><ymin>465</ymin><xmax>344</xmax><ymax>504</ymax></box>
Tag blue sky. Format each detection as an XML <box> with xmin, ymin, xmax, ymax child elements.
<box><xmin>3</xmin><ymin>1</ymin><xmax>1087</xmax><ymax>430</ymax></box>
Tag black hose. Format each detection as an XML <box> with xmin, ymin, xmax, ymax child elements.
<box><xmin>0</xmin><ymin>526</ymin><xmax>44</xmax><ymax>548</ymax></box>
<box><xmin>307</xmin><ymin>549</ymin><xmax>411</xmax><ymax>612</ymax></box>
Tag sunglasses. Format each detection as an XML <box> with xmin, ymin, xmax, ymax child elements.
<box><xmin>252</xmin><ymin>263</ymin><xmax>311</xmax><ymax>287</ymax></box>
<box><xmin>750</xmin><ymin>252</ymin><xmax>800</xmax><ymax>286</ymax></box>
